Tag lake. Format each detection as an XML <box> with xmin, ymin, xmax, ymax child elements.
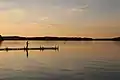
<box><xmin>0</xmin><ymin>41</ymin><xmax>120</xmax><ymax>80</ymax></box>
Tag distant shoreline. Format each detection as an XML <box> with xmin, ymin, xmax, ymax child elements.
<box><xmin>0</xmin><ymin>36</ymin><xmax>120</xmax><ymax>41</ymax></box>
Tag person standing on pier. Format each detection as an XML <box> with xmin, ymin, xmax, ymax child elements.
<box><xmin>26</xmin><ymin>41</ymin><xmax>29</xmax><ymax>49</ymax></box>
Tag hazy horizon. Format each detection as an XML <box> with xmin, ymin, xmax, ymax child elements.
<box><xmin>0</xmin><ymin>0</ymin><xmax>120</xmax><ymax>37</ymax></box>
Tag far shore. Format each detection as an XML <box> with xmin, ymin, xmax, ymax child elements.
<box><xmin>0</xmin><ymin>36</ymin><xmax>120</xmax><ymax>41</ymax></box>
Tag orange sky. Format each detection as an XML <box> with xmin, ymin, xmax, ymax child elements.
<box><xmin>0</xmin><ymin>0</ymin><xmax>120</xmax><ymax>38</ymax></box>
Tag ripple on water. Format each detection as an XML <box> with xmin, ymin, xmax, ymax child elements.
<box><xmin>60</xmin><ymin>68</ymin><xmax>73</xmax><ymax>72</ymax></box>
<box><xmin>83</xmin><ymin>60</ymin><xmax>120</xmax><ymax>80</ymax></box>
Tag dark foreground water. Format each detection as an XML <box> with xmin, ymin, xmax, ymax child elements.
<box><xmin>0</xmin><ymin>41</ymin><xmax>120</xmax><ymax>80</ymax></box>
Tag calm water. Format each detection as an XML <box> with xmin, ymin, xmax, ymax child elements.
<box><xmin>0</xmin><ymin>41</ymin><xmax>120</xmax><ymax>80</ymax></box>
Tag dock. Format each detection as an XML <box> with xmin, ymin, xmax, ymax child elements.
<box><xmin>0</xmin><ymin>46</ymin><xmax>59</xmax><ymax>51</ymax></box>
<box><xmin>0</xmin><ymin>41</ymin><xmax>59</xmax><ymax>51</ymax></box>
<box><xmin>0</xmin><ymin>41</ymin><xmax>59</xmax><ymax>58</ymax></box>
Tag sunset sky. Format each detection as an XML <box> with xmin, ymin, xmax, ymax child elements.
<box><xmin>0</xmin><ymin>0</ymin><xmax>120</xmax><ymax>37</ymax></box>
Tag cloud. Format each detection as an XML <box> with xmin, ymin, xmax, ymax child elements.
<box><xmin>69</xmin><ymin>4</ymin><xmax>88</xmax><ymax>12</ymax></box>
<box><xmin>47</xmin><ymin>24</ymin><xmax>61</xmax><ymax>27</ymax></box>
<box><xmin>0</xmin><ymin>7</ymin><xmax>26</xmax><ymax>24</ymax></box>
<box><xmin>40</xmin><ymin>17</ymin><xmax>49</xmax><ymax>21</ymax></box>
<box><xmin>0</xmin><ymin>1</ymin><xmax>26</xmax><ymax>23</ymax></box>
<box><xmin>80</xmin><ymin>4</ymin><xmax>89</xmax><ymax>9</ymax></box>
<box><xmin>70</xmin><ymin>8</ymin><xmax>84</xmax><ymax>12</ymax></box>
<box><xmin>8</xmin><ymin>8</ymin><xmax>26</xmax><ymax>21</ymax></box>
<box><xmin>0</xmin><ymin>1</ymin><xmax>17</xmax><ymax>11</ymax></box>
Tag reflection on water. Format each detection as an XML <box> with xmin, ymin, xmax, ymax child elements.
<box><xmin>0</xmin><ymin>41</ymin><xmax>2</xmax><ymax>47</ymax></box>
<box><xmin>114</xmin><ymin>41</ymin><xmax>120</xmax><ymax>47</ymax></box>
<box><xmin>0</xmin><ymin>41</ymin><xmax>120</xmax><ymax>80</ymax></box>
<box><xmin>26</xmin><ymin>50</ymin><xmax>28</xmax><ymax>58</ymax></box>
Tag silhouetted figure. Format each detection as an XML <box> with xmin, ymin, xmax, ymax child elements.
<box><xmin>26</xmin><ymin>41</ymin><xmax>29</xmax><ymax>49</ymax></box>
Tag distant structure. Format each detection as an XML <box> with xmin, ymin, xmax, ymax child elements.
<box><xmin>0</xmin><ymin>35</ymin><xmax>3</xmax><ymax>41</ymax></box>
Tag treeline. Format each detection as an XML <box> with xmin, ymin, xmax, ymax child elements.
<box><xmin>0</xmin><ymin>36</ymin><xmax>93</xmax><ymax>41</ymax></box>
<box><xmin>0</xmin><ymin>35</ymin><xmax>120</xmax><ymax>41</ymax></box>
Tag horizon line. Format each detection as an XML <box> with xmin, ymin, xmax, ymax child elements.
<box><xmin>0</xmin><ymin>35</ymin><xmax>120</xmax><ymax>38</ymax></box>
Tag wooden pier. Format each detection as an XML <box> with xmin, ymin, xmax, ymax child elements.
<box><xmin>0</xmin><ymin>41</ymin><xmax>59</xmax><ymax>51</ymax></box>
<box><xmin>0</xmin><ymin>46</ymin><xmax>59</xmax><ymax>51</ymax></box>
<box><xmin>0</xmin><ymin>41</ymin><xmax>59</xmax><ymax>58</ymax></box>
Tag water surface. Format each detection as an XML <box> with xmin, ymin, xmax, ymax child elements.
<box><xmin>0</xmin><ymin>41</ymin><xmax>120</xmax><ymax>80</ymax></box>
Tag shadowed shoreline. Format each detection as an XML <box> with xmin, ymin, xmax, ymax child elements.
<box><xmin>0</xmin><ymin>35</ymin><xmax>120</xmax><ymax>41</ymax></box>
